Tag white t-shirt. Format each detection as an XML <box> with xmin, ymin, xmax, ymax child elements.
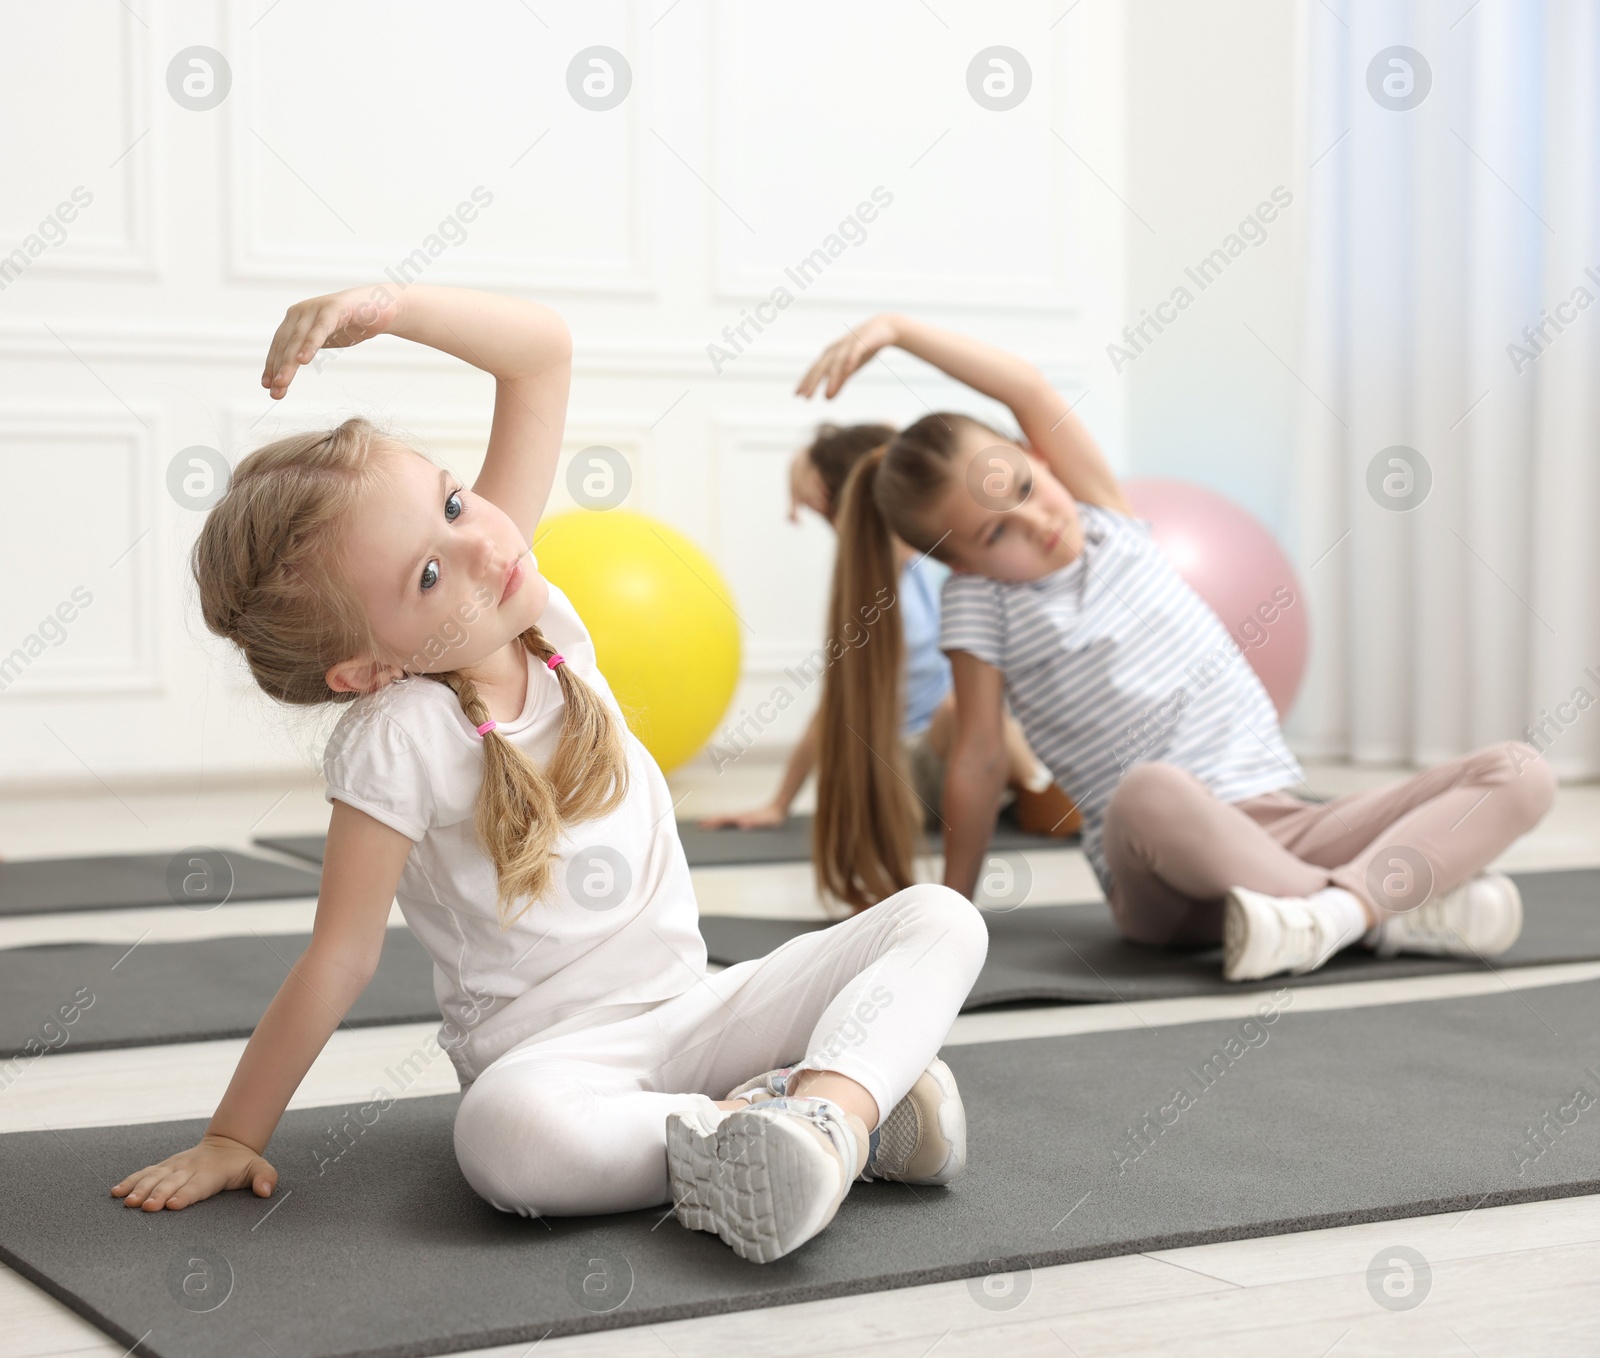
<box><xmin>940</xmin><ymin>502</ymin><xmax>1303</xmax><ymax>895</ymax></box>
<box><xmin>321</xmin><ymin>582</ymin><xmax>706</xmax><ymax>1088</ymax></box>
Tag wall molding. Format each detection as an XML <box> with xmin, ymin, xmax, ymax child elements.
<box><xmin>0</xmin><ymin>404</ymin><xmax>162</xmax><ymax>698</ymax></box>
<box><xmin>0</xmin><ymin>322</ymin><xmax>1088</xmax><ymax>388</ymax></box>
<box><xmin>4</xmin><ymin>6</ymin><xmax>158</xmax><ymax>280</ymax></box>
<box><xmin>707</xmin><ymin>2</ymin><xmax>1079</xmax><ymax>313</ymax></box>
<box><xmin>221</xmin><ymin>7</ymin><xmax>653</xmax><ymax>297</ymax></box>
<box><xmin>394</xmin><ymin>406</ymin><xmax>661</xmax><ymax>520</ymax></box>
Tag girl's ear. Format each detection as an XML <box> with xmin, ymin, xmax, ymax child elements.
<box><xmin>326</xmin><ymin>655</ymin><xmax>398</xmax><ymax>694</ymax></box>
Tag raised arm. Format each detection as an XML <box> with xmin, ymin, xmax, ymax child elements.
<box><xmin>385</xmin><ymin>287</ymin><xmax>571</xmax><ymax>542</ymax></box>
<box><xmin>940</xmin><ymin>649</ymin><xmax>1010</xmax><ymax>899</ymax></box>
<box><xmin>798</xmin><ymin>313</ymin><xmax>1130</xmax><ymax>514</ymax></box>
<box><xmin>261</xmin><ymin>283</ymin><xmax>573</xmax><ymax>543</ymax></box>
<box><xmin>111</xmin><ymin>801</ymin><xmax>408</xmax><ymax>1210</ymax></box>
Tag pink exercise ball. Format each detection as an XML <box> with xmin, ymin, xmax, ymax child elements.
<box><xmin>1121</xmin><ymin>478</ymin><xmax>1308</xmax><ymax>719</ymax></box>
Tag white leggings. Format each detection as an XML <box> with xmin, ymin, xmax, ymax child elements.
<box><xmin>451</xmin><ymin>883</ymin><xmax>987</xmax><ymax>1218</ymax></box>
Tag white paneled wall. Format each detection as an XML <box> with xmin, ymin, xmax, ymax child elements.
<box><xmin>0</xmin><ymin>0</ymin><xmax>1126</xmax><ymax>791</ymax></box>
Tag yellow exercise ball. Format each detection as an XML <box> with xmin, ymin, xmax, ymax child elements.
<box><xmin>532</xmin><ymin>509</ymin><xmax>741</xmax><ymax>773</ymax></box>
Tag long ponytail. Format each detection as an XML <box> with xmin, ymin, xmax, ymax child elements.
<box><xmin>811</xmin><ymin>411</ymin><xmax>999</xmax><ymax>911</ymax></box>
<box><xmin>813</xmin><ymin>448</ymin><xmax>922</xmax><ymax>911</ymax></box>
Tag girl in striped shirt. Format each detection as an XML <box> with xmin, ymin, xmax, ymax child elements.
<box><xmin>804</xmin><ymin>314</ymin><xmax>1555</xmax><ymax>982</ymax></box>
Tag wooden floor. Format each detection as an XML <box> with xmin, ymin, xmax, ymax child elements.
<box><xmin>4</xmin><ymin>760</ymin><xmax>1599</xmax><ymax>1358</ymax></box>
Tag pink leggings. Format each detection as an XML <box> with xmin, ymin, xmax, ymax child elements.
<box><xmin>1102</xmin><ymin>741</ymin><xmax>1557</xmax><ymax>948</ymax></box>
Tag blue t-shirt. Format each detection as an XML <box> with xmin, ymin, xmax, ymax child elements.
<box><xmin>900</xmin><ymin>555</ymin><xmax>953</xmax><ymax>736</ymax></box>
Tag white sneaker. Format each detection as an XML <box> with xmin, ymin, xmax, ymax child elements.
<box><xmin>867</xmin><ymin>1059</ymin><xmax>967</xmax><ymax>1185</ymax></box>
<box><xmin>1223</xmin><ymin>886</ymin><xmax>1364</xmax><ymax>982</ymax></box>
<box><xmin>726</xmin><ymin>1058</ymin><xmax>967</xmax><ymax>1186</ymax></box>
<box><xmin>665</xmin><ymin>1096</ymin><xmax>867</xmax><ymax>1263</ymax></box>
<box><xmin>1368</xmin><ymin>871</ymin><xmax>1523</xmax><ymax>959</ymax></box>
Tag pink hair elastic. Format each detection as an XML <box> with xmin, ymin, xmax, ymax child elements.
<box><xmin>475</xmin><ymin>657</ymin><xmax>562</xmax><ymax>737</ymax></box>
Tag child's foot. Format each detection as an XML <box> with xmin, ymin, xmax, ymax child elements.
<box><xmin>1222</xmin><ymin>885</ymin><xmax>1368</xmax><ymax>982</ymax></box>
<box><xmin>1366</xmin><ymin>871</ymin><xmax>1523</xmax><ymax>958</ymax></box>
<box><xmin>726</xmin><ymin>1057</ymin><xmax>967</xmax><ymax>1185</ymax></box>
<box><xmin>665</xmin><ymin>1097</ymin><xmax>867</xmax><ymax>1263</ymax></box>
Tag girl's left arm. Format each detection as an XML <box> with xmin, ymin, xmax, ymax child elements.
<box><xmin>262</xmin><ymin>283</ymin><xmax>572</xmax><ymax>543</ymax></box>
<box><xmin>798</xmin><ymin>314</ymin><xmax>1131</xmax><ymax>514</ymax></box>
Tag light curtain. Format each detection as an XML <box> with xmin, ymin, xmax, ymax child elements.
<box><xmin>1291</xmin><ymin>0</ymin><xmax>1600</xmax><ymax>778</ymax></box>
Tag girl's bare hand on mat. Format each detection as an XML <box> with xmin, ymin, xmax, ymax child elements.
<box><xmin>111</xmin><ymin>1132</ymin><xmax>278</xmax><ymax>1211</ymax></box>
<box><xmin>261</xmin><ymin>285</ymin><xmax>403</xmax><ymax>399</ymax></box>
<box><xmin>697</xmin><ymin>799</ymin><xmax>784</xmax><ymax>831</ymax></box>
<box><xmin>699</xmin><ymin>802</ymin><xmax>787</xmax><ymax>830</ymax></box>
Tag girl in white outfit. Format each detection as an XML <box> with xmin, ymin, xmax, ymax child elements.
<box><xmin>109</xmin><ymin>284</ymin><xmax>985</xmax><ymax>1263</ymax></box>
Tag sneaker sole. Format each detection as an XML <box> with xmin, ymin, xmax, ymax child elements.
<box><xmin>923</xmin><ymin>1057</ymin><xmax>968</xmax><ymax>1185</ymax></box>
<box><xmin>1222</xmin><ymin>889</ymin><xmax>1265</xmax><ymax>982</ymax></box>
<box><xmin>1478</xmin><ymin>874</ymin><xmax>1525</xmax><ymax>955</ymax></box>
<box><xmin>666</xmin><ymin>1106</ymin><xmax>845</xmax><ymax>1264</ymax></box>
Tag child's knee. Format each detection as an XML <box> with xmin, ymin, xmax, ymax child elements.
<box><xmin>1108</xmin><ymin>761</ymin><xmax>1195</xmax><ymax>824</ymax></box>
<box><xmin>1467</xmin><ymin>740</ymin><xmax>1558</xmax><ymax>827</ymax></box>
<box><xmin>453</xmin><ymin>1070</ymin><xmax>591</xmax><ymax>1217</ymax></box>
<box><xmin>937</xmin><ymin>883</ymin><xmax>991</xmax><ymax>969</ymax></box>
<box><xmin>1491</xmin><ymin>740</ymin><xmax>1558</xmax><ymax>827</ymax></box>
<box><xmin>881</xmin><ymin>882</ymin><xmax>989</xmax><ymax>971</ymax></box>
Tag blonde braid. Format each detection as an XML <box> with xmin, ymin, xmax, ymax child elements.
<box><xmin>438</xmin><ymin>626</ymin><xmax>630</xmax><ymax>929</ymax></box>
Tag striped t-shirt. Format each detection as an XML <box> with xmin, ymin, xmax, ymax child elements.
<box><xmin>940</xmin><ymin>501</ymin><xmax>1303</xmax><ymax>895</ymax></box>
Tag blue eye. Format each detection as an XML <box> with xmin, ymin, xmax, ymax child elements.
<box><xmin>420</xmin><ymin>488</ymin><xmax>464</xmax><ymax>591</ymax></box>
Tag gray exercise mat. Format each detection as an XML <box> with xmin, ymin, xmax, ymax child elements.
<box><xmin>0</xmin><ymin>850</ymin><xmax>321</xmax><ymax>917</ymax></box>
<box><xmin>4</xmin><ymin>979</ymin><xmax>1599</xmax><ymax>1357</ymax></box>
<box><xmin>258</xmin><ymin>810</ymin><xmax>1073</xmax><ymax>871</ymax></box>
<box><xmin>0</xmin><ymin>928</ymin><xmax>436</xmax><ymax>1061</ymax></box>
<box><xmin>702</xmin><ymin>868</ymin><xmax>1600</xmax><ymax>1002</ymax></box>
<box><xmin>7</xmin><ymin>870</ymin><xmax>1598</xmax><ymax>1059</ymax></box>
